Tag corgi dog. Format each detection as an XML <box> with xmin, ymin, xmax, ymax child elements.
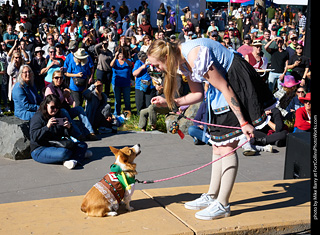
<box><xmin>81</xmin><ymin>144</ymin><xmax>141</xmax><ymax>217</ymax></box>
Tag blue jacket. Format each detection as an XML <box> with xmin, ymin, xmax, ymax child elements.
<box><xmin>12</xmin><ymin>82</ymin><xmax>42</xmax><ymax>121</ymax></box>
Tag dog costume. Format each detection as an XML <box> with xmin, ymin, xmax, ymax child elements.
<box><xmin>93</xmin><ymin>164</ymin><xmax>135</xmax><ymax>211</ymax></box>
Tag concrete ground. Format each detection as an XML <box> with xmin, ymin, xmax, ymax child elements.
<box><xmin>0</xmin><ymin>131</ymin><xmax>311</xmax><ymax>234</ymax></box>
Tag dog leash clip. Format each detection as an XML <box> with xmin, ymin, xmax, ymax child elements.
<box><xmin>135</xmin><ymin>179</ymin><xmax>154</xmax><ymax>184</ymax></box>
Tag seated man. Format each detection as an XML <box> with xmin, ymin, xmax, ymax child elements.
<box><xmin>83</xmin><ymin>80</ymin><xmax>116</xmax><ymax>133</ymax></box>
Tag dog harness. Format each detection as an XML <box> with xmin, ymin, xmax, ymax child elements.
<box><xmin>93</xmin><ymin>164</ymin><xmax>135</xmax><ymax>211</ymax></box>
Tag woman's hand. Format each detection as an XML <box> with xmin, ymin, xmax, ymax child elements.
<box><xmin>151</xmin><ymin>96</ymin><xmax>168</xmax><ymax>107</ymax></box>
<box><xmin>63</xmin><ymin>88</ymin><xmax>71</xmax><ymax>98</ymax></box>
<box><xmin>47</xmin><ymin>117</ymin><xmax>57</xmax><ymax>128</ymax></box>
<box><xmin>76</xmin><ymin>72</ymin><xmax>83</xmax><ymax>77</ymax></box>
<box><xmin>241</xmin><ymin>123</ymin><xmax>255</xmax><ymax>140</ymax></box>
<box><xmin>63</xmin><ymin>118</ymin><xmax>71</xmax><ymax>129</ymax></box>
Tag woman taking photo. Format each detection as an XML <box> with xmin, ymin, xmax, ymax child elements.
<box><xmin>30</xmin><ymin>94</ymin><xmax>89</xmax><ymax>170</ymax></box>
<box><xmin>148</xmin><ymin>38</ymin><xmax>275</xmax><ymax>220</ymax></box>
<box><xmin>132</xmin><ymin>51</ymin><xmax>156</xmax><ymax>113</ymax></box>
<box><xmin>7</xmin><ymin>51</ymin><xmax>24</xmax><ymax>103</ymax></box>
<box><xmin>110</xmin><ymin>48</ymin><xmax>132</xmax><ymax>116</ymax></box>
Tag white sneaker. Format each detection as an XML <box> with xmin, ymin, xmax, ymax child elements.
<box><xmin>184</xmin><ymin>193</ymin><xmax>215</xmax><ymax>210</ymax></box>
<box><xmin>84</xmin><ymin>150</ymin><xmax>93</xmax><ymax>158</ymax></box>
<box><xmin>264</xmin><ymin>144</ymin><xmax>273</xmax><ymax>153</ymax></box>
<box><xmin>63</xmin><ymin>160</ymin><xmax>77</xmax><ymax>169</ymax></box>
<box><xmin>195</xmin><ymin>200</ymin><xmax>231</xmax><ymax>220</ymax></box>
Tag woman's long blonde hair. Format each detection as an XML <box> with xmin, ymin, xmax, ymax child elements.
<box><xmin>147</xmin><ymin>39</ymin><xmax>181</xmax><ymax>110</ymax></box>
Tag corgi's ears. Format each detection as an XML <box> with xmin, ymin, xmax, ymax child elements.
<box><xmin>109</xmin><ymin>146</ymin><xmax>119</xmax><ymax>156</ymax></box>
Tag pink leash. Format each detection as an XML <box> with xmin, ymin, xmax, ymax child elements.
<box><xmin>136</xmin><ymin>138</ymin><xmax>250</xmax><ymax>184</ymax></box>
<box><xmin>135</xmin><ymin>113</ymin><xmax>250</xmax><ymax>184</ymax></box>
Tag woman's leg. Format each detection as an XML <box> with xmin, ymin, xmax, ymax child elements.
<box><xmin>113</xmin><ymin>86</ymin><xmax>121</xmax><ymax>116</ymax></box>
<box><xmin>207</xmin><ymin>142</ymin><xmax>239</xmax><ymax>206</ymax></box>
<box><xmin>69</xmin><ymin>106</ymin><xmax>95</xmax><ymax>135</ymax></box>
<box><xmin>31</xmin><ymin>146</ymin><xmax>72</xmax><ymax>164</ymax></box>
<box><xmin>123</xmin><ymin>86</ymin><xmax>131</xmax><ymax>112</ymax></box>
<box><xmin>135</xmin><ymin>89</ymin><xmax>144</xmax><ymax>113</ymax></box>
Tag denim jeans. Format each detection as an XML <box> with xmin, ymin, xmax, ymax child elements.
<box><xmin>268</xmin><ymin>72</ymin><xmax>283</xmax><ymax>92</ymax></box>
<box><xmin>68</xmin><ymin>106</ymin><xmax>94</xmax><ymax>135</ymax></box>
<box><xmin>61</xmin><ymin>107</ymin><xmax>94</xmax><ymax>137</ymax></box>
<box><xmin>31</xmin><ymin>141</ymin><xmax>88</xmax><ymax>164</ymax></box>
<box><xmin>188</xmin><ymin>125</ymin><xmax>210</xmax><ymax>144</ymax></box>
<box><xmin>113</xmin><ymin>85</ymin><xmax>131</xmax><ymax>116</ymax></box>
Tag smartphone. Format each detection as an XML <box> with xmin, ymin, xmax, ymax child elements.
<box><xmin>55</xmin><ymin>118</ymin><xmax>66</xmax><ymax>126</ymax></box>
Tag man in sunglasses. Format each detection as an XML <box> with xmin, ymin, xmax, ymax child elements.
<box><xmin>42</xmin><ymin>34</ymin><xmax>56</xmax><ymax>58</ymax></box>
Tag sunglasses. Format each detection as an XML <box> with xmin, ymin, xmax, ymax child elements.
<box><xmin>296</xmin><ymin>47</ymin><xmax>303</xmax><ymax>50</ymax></box>
<box><xmin>296</xmin><ymin>91</ymin><xmax>304</xmax><ymax>93</ymax></box>
<box><xmin>49</xmin><ymin>51</ymin><xmax>56</xmax><ymax>53</ymax></box>
<box><xmin>48</xmin><ymin>105</ymin><xmax>59</xmax><ymax>110</ymax></box>
<box><xmin>47</xmin><ymin>38</ymin><xmax>53</xmax><ymax>40</ymax></box>
<box><xmin>53</xmin><ymin>76</ymin><xmax>63</xmax><ymax>79</ymax></box>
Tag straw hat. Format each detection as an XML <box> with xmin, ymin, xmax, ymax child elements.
<box><xmin>251</xmin><ymin>39</ymin><xmax>262</xmax><ymax>46</ymax></box>
<box><xmin>73</xmin><ymin>48</ymin><xmax>89</xmax><ymax>60</ymax></box>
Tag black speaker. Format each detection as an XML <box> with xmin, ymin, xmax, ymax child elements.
<box><xmin>284</xmin><ymin>133</ymin><xmax>311</xmax><ymax>179</ymax></box>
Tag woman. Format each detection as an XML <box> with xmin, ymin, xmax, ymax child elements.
<box><xmin>148</xmin><ymin>38</ymin><xmax>275</xmax><ymax>220</ymax></box>
<box><xmin>273</xmin><ymin>75</ymin><xmax>301</xmax><ymax>118</ymax></box>
<box><xmin>83</xmin><ymin>80</ymin><xmax>114</xmax><ymax>132</ymax></box>
<box><xmin>285</xmin><ymin>86</ymin><xmax>305</xmax><ymax>121</ymax></box>
<box><xmin>7</xmin><ymin>52</ymin><xmax>24</xmax><ymax>103</ymax></box>
<box><xmin>30</xmin><ymin>94</ymin><xmax>89</xmax><ymax>169</ymax></box>
<box><xmin>68</xmin><ymin>20</ymin><xmax>78</xmax><ymax>41</ymax></box>
<box><xmin>133</xmin><ymin>51</ymin><xmax>156</xmax><ymax>113</ymax></box>
<box><xmin>110</xmin><ymin>49</ymin><xmax>132</xmax><ymax>116</ymax></box>
<box><xmin>44</xmin><ymin>70</ymin><xmax>98</xmax><ymax>141</ymax></box>
<box><xmin>65</xmin><ymin>48</ymin><xmax>91</xmax><ymax>107</ymax></box>
<box><xmin>140</xmin><ymin>35</ymin><xmax>152</xmax><ymax>53</ymax></box>
<box><xmin>134</xmin><ymin>28</ymin><xmax>145</xmax><ymax>45</ymax></box>
<box><xmin>294</xmin><ymin>92</ymin><xmax>311</xmax><ymax>133</ymax></box>
<box><xmin>115</xmin><ymin>35</ymin><xmax>131</xmax><ymax>59</ymax></box>
<box><xmin>12</xmin><ymin>65</ymin><xmax>42</xmax><ymax>120</ymax></box>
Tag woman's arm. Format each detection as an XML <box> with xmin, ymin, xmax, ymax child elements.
<box><xmin>132</xmin><ymin>63</ymin><xmax>147</xmax><ymax>77</ymax></box>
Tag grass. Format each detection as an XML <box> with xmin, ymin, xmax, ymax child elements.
<box><xmin>107</xmin><ymin>83</ymin><xmax>167</xmax><ymax>133</ymax></box>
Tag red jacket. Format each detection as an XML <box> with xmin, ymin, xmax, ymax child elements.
<box><xmin>294</xmin><ymin>106</ymin><xmax>311</xmax><ymax>131</ymax></box>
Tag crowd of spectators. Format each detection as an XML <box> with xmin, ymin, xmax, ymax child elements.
<box><xmin>0</xmin><ymin>1</ymin><xmax>311</xmax><ymax>160</ymax></box>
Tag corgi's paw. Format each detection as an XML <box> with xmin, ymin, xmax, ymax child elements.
<box><xmin>107</xmin><ymin>211</ymin><xmax>118</xmax><ymax>216</ymax></box>
<box><xmin>126</xmin><ymin>205</ymin><xmax>134</xmax><ymax>211</ymax></box>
